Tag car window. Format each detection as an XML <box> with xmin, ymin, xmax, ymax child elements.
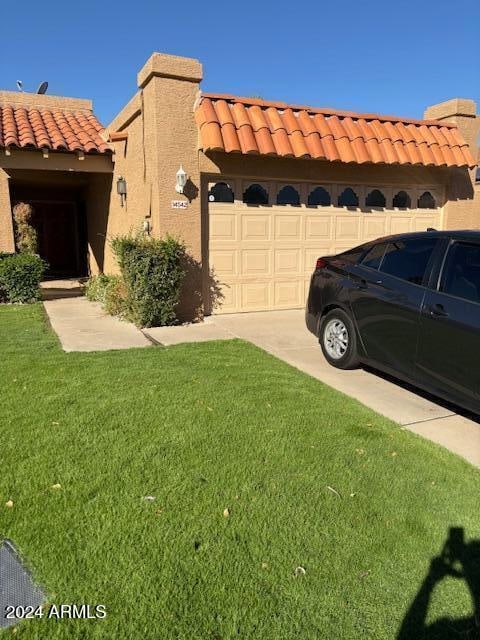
<box><xmin>361</xmin><ymin>243</ymin><xmax>386</xmax><ymax>270</ymax></box>
<box><xmin>380</xmin><ymin>237</ymin><xmax>437</xmax><ymax>285</ymax></box>
<box><xmin>440</xmin><ymin>242</ymin><xmax>480</xmax><ymax>303</ymax></box>
<box><xmin>337</xmin><ymin>244</ymin><xmax>369</xmax><ymax>263</ymax></box>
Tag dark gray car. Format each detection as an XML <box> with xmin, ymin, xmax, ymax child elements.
<box><xmin>306</xmin><ymin>230</ymin><xmax>480</xmax><ymax>415</ymax></box>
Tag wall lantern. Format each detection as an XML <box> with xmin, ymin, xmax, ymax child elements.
<box><xmin>175</xmin><ymin>165</ymin><xmax>187</xmax><ymax>194</ymax></box>
<box><xmin>117</xmin><ymin>176</ymin><xmax>127</xmax><ymax>207</ymax></box>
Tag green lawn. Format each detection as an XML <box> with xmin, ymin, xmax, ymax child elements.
<box><xmin>1</xmin><ymin>305</ymin><xmax>479</xmax><ymax>639</ymax></box>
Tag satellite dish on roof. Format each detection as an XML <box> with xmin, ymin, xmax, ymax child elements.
<box><xmin>16</xmin><ymin>80</ymin><xmax>23</xmax><ymax>92</ymax></box>
<box><xmin>36</xmin><ymin>81</ymin><xmax>48</xmax><ymax>95</ymax></box>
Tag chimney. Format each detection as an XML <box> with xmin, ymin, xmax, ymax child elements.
<box><xmin>425</xmin><ymin>98</ymin><xmax>479</xmax><ymax>230</ymax></box>
<box><xmin>135</xmin><ymin>52</ymin><xmax>204</xmax><ymax>319</ymax></box>
<box><xmin>424</xmin><ymin>98</ymin><xmax>479</xmax><ymax>152</ymax></box>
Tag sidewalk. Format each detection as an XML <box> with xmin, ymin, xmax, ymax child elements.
<box><xmin>43</xmin><ymin>296</ymin><xmax>151</xmax><ymax>352</ymax></box>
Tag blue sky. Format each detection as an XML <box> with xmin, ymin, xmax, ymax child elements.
<box><xmin>0</xmin><ymin>0</ymin><xmax>478</xmax><ymax>125</ymax></box>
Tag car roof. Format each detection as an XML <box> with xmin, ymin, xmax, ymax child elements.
<box><xmin>371</xmin><ymin>229</ymin><xmax>480</xmax><ymax>243</ymax></box>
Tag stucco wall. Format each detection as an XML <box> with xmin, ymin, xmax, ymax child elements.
<box><xmin>199</xmin><ymin>151</ymin><xmax>451</xmax><ymax>190</ymax></box>
<box><xmin>105</xmin><ymin>53</ymin><xmax>203</xmax><ymax>319</ymax></box>
<box><xmin>105</xmin><ymin>55</ymin><xmax>202</xmax><ymax>265</ymax></box>
<box><xmin>97</xmin><ymin>102</ymin><xmax>153</xmax><ymax>274</ymax></box>
<box><xmin>424</xmin><ymin>99</ymin><xmax>480</xmax><ymax>230</ymax></box>
<box><xmin>0</xmin><ymin>168</ymin><xmax>14</xmax><ymax>252</ymax></box>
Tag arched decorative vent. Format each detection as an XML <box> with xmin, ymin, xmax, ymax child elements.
<box><xmin>208</xmin><ymin>182</ymin><xmax>234</xmax><ymax>203</ymax></box>
<box><xmin>243</xmin><ymin>183</ymin><xmax>268</xmax><ymax>205</ymax></box>
<box><xmin>308</xmin><ymin>186</ymin><xmax>331</xmax><ymax>206</ymax></box>
<box><xmin>365</xmin><ymin>189</ymin><xmax>386</xmax><ymax>207</ymax></box>
<box><xmin>338</xmin><ymin>188</ymin><xmax>359</xmax><ymax>207</ymax></box>
<box><xmin>418</xmin><ymin>191</ymin><xmax>436</xmax><ymax>209</ymax></box>
<box><xmin>276</xmin><ymin>185</ymin><xmax>300</xmax><ymax>206</ymax></box>
<box><xmin>393</xmin><ymin>190</ymin><xmax>411</xmax><ymax>208</ymax></box>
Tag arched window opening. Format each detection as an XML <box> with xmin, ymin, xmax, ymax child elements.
<box><xmin>276</xmin><ymin>185</ymin><xmax>300</xmax><ymax>206</ymax></box>
<box><xmin>243</xmin><ymin>183</ymin><xmax>268</xmax><ymax>205</ymax></box>
<box><xmin>418</xmin><ymin>191</ymin><xmax>436</xmax><ymax>209</ymax></box>
<box><xmin>393</xmin><ymin>190</ymin><xmax>411</xmax><ymax>208</ymax></box>
<box><xmin>338</xmin><ymin>188</ymin><xmax>359</xmax><ymax>208</ymax></box>
<box><xmin>365</xmin><ymin>189</ymin><xmax>386</xmax><ymax>208</ymax></box>
<box><xmin>208</xmin><ymin>182</ymin><xmax>234</xmax><ymax>203</ymax></box>
<box><xmin>308</xmin><ymin>186</ymin><xmax>331</xmax><ymax>206</ymax></box>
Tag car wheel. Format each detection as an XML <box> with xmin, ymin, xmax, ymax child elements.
<box><xmin>320</xmin><ymin>308</ymin><xmax>360</xmax><ymax>369</ymax></box>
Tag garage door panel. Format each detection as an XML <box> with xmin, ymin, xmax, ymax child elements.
<box><xmin>210</xmin><ymin>250</ymin><xmax>237</xmax><ymax>276</ymax></box>
<box><xmin>218</xmin><ymin>282</ymin><xmax>238</xmax><ymax>312</ymax></box>
<box><xmin>274</xmin><ymin>281</ymin><xmax>303</xmax><ymax>307</ymax></box>
<box><xmin>414</xmin><ymin>215</ymin><xmax>437</xmax><ymax>231</ymax></box>
<box><xmin>305</xmin><ymin>215</ymin><xmax>332</xmax><ymax>240</ymax></box>
<box><xmin>241</xmin><ymin>282</ymin><xmax>270</xmax><ymax>309</ymax></box>
<box><xmin>210</xmin><ymin>214</ymin><xmax>237</xmax><ymax>242</ymax></box>
<box><xmin>241</xmin><ymin>249</ymin><xmax>271</xmax><ymax>275</ymax></box>
<box><xmin>274</xmin><ymin>215</ymin><xmax>302</xmax><ymax>241</ymax></box>
<box><xmin>335</xmin><ymin>215</ymin><xmax>361</xmax><ymax>241</ymax></box>
<box><xmin>364</xmin><ymin>216</ymin><xmax>388</xmax><ymax>240</ymax></box>
<box><xmin>275</xmin><ymin>248</ymin><xmax>301</xmax><ymax>274</ymax></box>
<box><xmin>241</xmin><ymin>215</ymin><xmax>271</xmax><ymax>241</ymax></box>
<box><xmin>390</xmin><ymin>216</ymin><xmax>412</xmax><ymax>235</ymax></box>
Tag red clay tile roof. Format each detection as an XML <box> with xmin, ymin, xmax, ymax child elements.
<box><xmin>0</xmin><ymin>104</ymin><xmax>110</xmax><ymax>154</ymax></box>
<box><xmin>196</xmin><ymin>93</ymin><xmax>476</xmax><ymax>169</ymax></box>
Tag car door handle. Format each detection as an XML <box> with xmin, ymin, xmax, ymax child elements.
<box><xmin>354</xmin><ymin>279</ymin><xmax>368</xmax><ymax>289</ymax></box>
<box><xmin>353</xmin><ymin>278</ymin><xmax>382</xmax><ymax>290</ymax></box>
<box><xmin>427</xmin><ymin>303</ymin><xmax>449</xmax><ymax>318</ymax></box>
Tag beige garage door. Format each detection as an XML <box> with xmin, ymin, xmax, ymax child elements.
<box><xmin>208</xmin><ymin>180</ymin><xmax>442</xmax><ymax>314</ymax></box>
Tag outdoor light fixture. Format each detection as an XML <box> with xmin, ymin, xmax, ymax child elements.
<box><xmin>117</xmin><ymin>176</ymin><xmax>127</xmax><ymax>207</ymax></box>
<box><xmin>175</xmin><ymin>165</ymin><xmax>187</xmax><ymax>194</ymax></box>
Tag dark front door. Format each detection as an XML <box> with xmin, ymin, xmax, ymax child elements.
<box><xmin>31</xmin><ymin>202</ymin><xmax>82</xmax><ymax>277</ymax></box>
<box><xmin>349</xmin><ymin>236</ymin><xmax>438</xmax><ymax>380</ymax></box>
<box><xmin>416</xmin><ymin>241</ymin><xmax>480</xmax><ymax>409</ymax></box>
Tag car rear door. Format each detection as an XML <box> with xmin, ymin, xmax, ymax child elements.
<box><xmin>416</xmin><ymin>240</ymin><xmax>480</xmax><ymax>408</ymax></box>
<box><xmin>349</xmin><ymin>236</ymin><xmax>439</xmax><ymax>380</ymax></box>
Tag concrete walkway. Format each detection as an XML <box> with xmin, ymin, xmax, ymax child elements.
<box><xmin>44</xmin><ymin>297</ymin><xmax>150</xmax><ymax>352</ymax></box>
<box><xmin>147</xmin><ymin>309</ymin><xmax>480</xmax><ymax>467</ymax></box>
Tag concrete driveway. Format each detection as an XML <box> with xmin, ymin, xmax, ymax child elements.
<box><xmin>148</xmin><ymin>309</ymin><xmax>480</xmax><ymax>467</ymax></box>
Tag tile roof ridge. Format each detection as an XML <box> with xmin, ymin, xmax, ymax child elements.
<box><xmin>200</xmin><ymin>92</ymin><xmax>458</xmax><ymax>129</ymax></box>
<box><xmin>0</xmin><ymin>101</ymin><xmax>96</xmax><ymax>117</ymax></box>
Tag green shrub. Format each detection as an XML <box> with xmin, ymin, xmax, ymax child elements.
<box><xmin>111</xmin><ymin>234</ymin><xmax>186</xmax><ymax>328</ymax></box>
<box><xmin>12</xmin><ymin>202</ymin><xmax>38</xmax><ymax>254</ymax></box>
<box><xmin>0</xmin><ymin>253</ymin><xmax>46</xmax><ymax>303</ymax></box>
<box><xmin>85</xmin><ymin>274</ymin><xmax>127</xmax><ymax>317</ymax></box>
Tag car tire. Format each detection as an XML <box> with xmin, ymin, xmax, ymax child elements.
<box><xmin>319</xmin><ymin>308</ymin><xmax>360</xmax><ymax>370</ymax></box>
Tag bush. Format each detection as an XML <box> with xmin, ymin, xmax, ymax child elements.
<box><xmin>12</xmin><ymin>202</ymin><xmax>38</xmax><ymax>254</ymax></box>
<box><xmin>111</xmin><ymin>234</ymin><xmax>186</xmax><ymax>327</ymax></box>
<box><xmin>85</xmin><ymin>274</ymin><xmax>127</xmax><ymax>317</ymax></box>
<box><xmin>0</xmin><ymin>253</ymin><xmax>46</xmax><ymax>303</ymax></box>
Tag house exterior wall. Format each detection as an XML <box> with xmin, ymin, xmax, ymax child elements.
<box><xmin>96</xmin><ymin>94</ymin><xmax>151</xmax><ymax>273</ymax></box>
<box><xmin>424</xmin><ymin>99</ymin><xmax>480</xmax><ymax>230</ymax></box>
<box><xmin>104</xmin><ymin>53</ymin><xmax>203</xmax><ymax>318</ymax></box>
<box><xmin>0</xmin><ymin>169</ymin><xmax>14</xmax><ymax>252</ymax></box>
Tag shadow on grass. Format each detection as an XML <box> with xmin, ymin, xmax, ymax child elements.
<box><xmin>397</xmin><ymin>527</ymin><xmax>480</xmax><ymax>639</ymax></box>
